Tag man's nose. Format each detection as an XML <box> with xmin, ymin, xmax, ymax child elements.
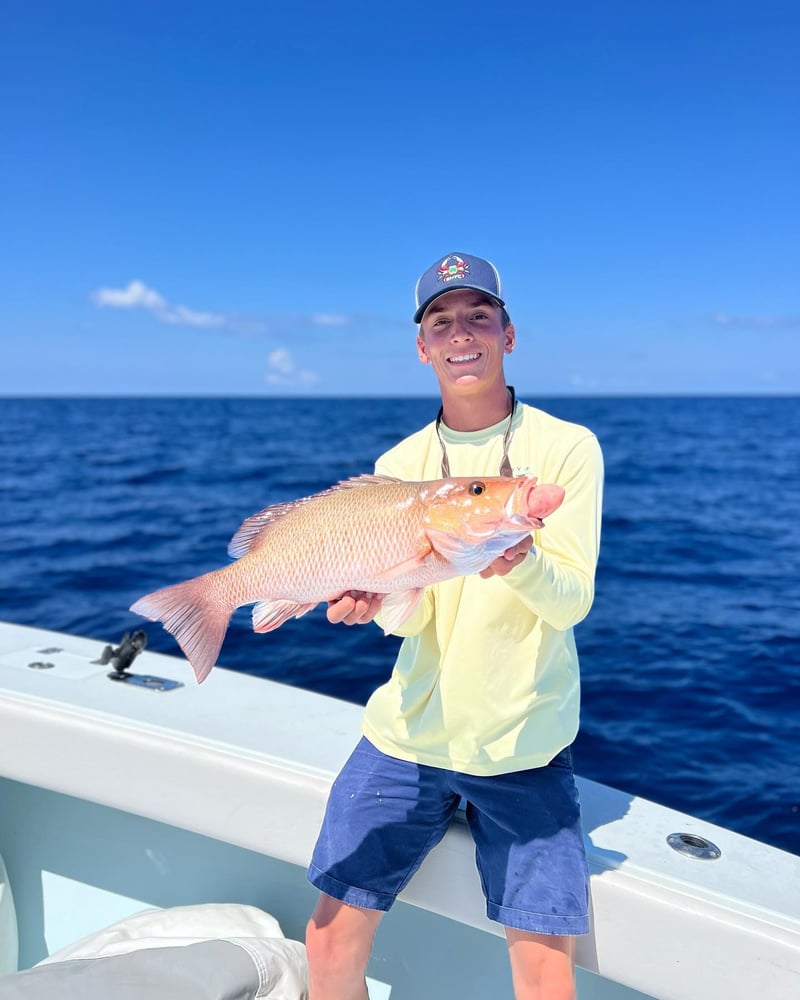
<box><xmin>450</xmin><ymin>317</ymin><xmax>473</xmax><ymax>340</ymax></box>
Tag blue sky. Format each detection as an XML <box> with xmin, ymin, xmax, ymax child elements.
<box><xmin>2</xmin><ymin>1</ymin><xmax>798</xmax><ymax>396</ymax></box>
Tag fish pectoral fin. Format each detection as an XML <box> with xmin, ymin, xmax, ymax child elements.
<box><xmin>425</xmin><ymin>528</ymin><xmax>497</xmax><ymax>576</ymax></box>
<box><xmin>252</xmin><ymin>599</ymin><xmax>317</xmax><ymax>633</ymax></box>
<box><xmin>370</xmin><ymin>543</ymin><xmax>434</xmax><ymax>581</ymax></box>
<box><xmin>380</xmin><ymin>589</ymin><xmax>425</xmax><ymax>633</ymax></box>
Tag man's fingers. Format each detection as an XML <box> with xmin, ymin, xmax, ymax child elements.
<box><xmin>326</xmin><ymin>595</ymin><xmax>354</xmax><ymax>624</ymax></box>
<box><xmin>479</xmin><ymin>537</ymin><xmax>534</xmax><ymax>579</ymax></box>
<box><xmin>327</xmin><ymin>591</ymin><xmax>383</xmax><ymax>625</ymax></box>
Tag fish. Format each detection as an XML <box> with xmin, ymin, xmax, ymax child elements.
<box><xmin>130</xmin><ymin>473</ymin><xmax>565</xmax><ymax>683</ymax></box>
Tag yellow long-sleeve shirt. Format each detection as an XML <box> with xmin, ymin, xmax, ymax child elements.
<box><xmin>361</xmin><ymin>403</ymin><xmax>604</xmax><ymax>775</ymax></box>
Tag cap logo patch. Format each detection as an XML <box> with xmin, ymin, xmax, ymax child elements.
<box><xmin>437</xmin><ymin>255</ymin><xmax>469</xmax><ymax>284</ymax></box>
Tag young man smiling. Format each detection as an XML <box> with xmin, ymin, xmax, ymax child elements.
<box><xmin>306</xmin><ymin>252</ymin><xmax>604</xmax><ymax>1000</ymax></box>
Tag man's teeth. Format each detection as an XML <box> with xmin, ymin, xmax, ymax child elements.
<box><xmin>449</xmin><ymin>353</ymin><xmax>480</xmax><ymax>364</ymax></box>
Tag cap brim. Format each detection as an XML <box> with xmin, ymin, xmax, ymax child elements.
<box><xmin>413</xmin><ymin>286</ymin><xmax>506</xmax><ymax>324</ymax></box>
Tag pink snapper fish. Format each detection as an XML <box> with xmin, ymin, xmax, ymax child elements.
<box><xmin>130</xmin><ymin>473</ymin><xmax>565</xmax><ymax>682</ymax></box>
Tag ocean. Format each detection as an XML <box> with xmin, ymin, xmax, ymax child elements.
<box><xmin>1</xmin><ymin>395</ymin><xmax>798</xmax><ymax>855</ymax></box>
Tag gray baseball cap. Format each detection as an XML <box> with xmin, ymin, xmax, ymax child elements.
<box><xmin>413</xmin><ymin>252</ymin><xmax>505</xmax><ymax>323</ymax></box>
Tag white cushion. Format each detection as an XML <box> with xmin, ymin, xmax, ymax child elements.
<box><xmin>0</xmin><ymin>903</ymin><xmax>306</xmax><ymax>1000</ymax></box>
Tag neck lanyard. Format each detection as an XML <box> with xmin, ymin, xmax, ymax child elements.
<box><xmin>435</xmin><ymin>386</ymin><xmax>517</xmax><ymax>479</ymax></box>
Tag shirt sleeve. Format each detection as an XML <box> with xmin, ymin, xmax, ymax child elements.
<box><xmin>500</xmin><ymin>433</ymin><xmax>604</xmax><ymax>630</ymax></box>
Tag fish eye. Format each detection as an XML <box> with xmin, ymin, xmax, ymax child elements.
<box><xmin>468</xmin><ymin>481</ymin><xmax>486</xmax><ymax>496</ymax></box>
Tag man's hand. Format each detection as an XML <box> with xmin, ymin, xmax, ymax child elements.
<box><xmin>479</xmin><ymin>536</ymin><xmax>534</xmax><ymax>579</ymax></box>
<box><xmin>327</xmin><ymin>591</ymin><xmax>384</xmax><ymax>626</ymax></box>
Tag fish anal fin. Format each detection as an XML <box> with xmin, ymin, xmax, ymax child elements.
<box><xmin>380</xmin><ymin>589</ymin><xmax>424</xmax><ymax>633</ymax></box>
<box><xmin>252</xmin><ymin>599</ymin><xmax>317</xmax><ymax>633</ymax></box>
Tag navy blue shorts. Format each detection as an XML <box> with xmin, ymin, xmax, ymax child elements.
<box><xmin>308</xmin><ymin>738</ymin><xmax>589</xmax><ymax>936</ymax></box>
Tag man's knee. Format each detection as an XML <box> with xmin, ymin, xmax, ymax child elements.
<box><xmin>306</xmin><ymin>895</ymin><xmax>382</xmax><ymax>977</ymax></box>
<box><xmin>505</xmin><ymin>929</ymin><xmax>576</xmax><ymax>1000</ymax></box>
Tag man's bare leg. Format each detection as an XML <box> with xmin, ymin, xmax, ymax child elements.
<box><xmin>306</xmin><ymin>894</ymin><xmax>384</xmax><ymax>1000</ymax></box>
<box><xmin>505</xmin><ymin>928</ymin><xmax>576</xmax><ymax>1000</ymax></box>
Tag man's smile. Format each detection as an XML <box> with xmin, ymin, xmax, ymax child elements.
<box><xmin>448</xmin><ymin>352</ymin><xmax>481</xmax><ymax>364</ymax></box>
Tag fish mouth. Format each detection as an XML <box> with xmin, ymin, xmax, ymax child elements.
<box><xmin>523</xmin><ymin>481</ymin><xmax>566</xmax><ymax>523</ymax></box>
<box><xmin>506</xmin><ymin>480</ymin><xmax>543</xmax><ymax>529</ymax></box>
<box><xmin>512</xmin><ymin>478</ymin><xmax>565</xmax><ymax>526</ymax></box>
<box><xmin>509</xmin><ymin>509</ymin><xmax>545</xmax><ymax>530</ymax></box>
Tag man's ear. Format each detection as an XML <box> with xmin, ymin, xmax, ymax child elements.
<box><xmin>504</xmin><ymin>322</ymin><xmax>516</xmax><ymax>354</ymax></box>
<box><xmin>416</xmin><ymin>335</ymin><xmax>430</xmax><ymax>364</ymax></box>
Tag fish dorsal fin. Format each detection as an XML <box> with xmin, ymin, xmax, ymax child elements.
<box><xmin>334</xmin><ymin>474</ymin><xmax>402</xmax><ymax>489</ymax></box>
<box><xmin>228</xmin><ymin>474</ymin><xmax>403</xmax><ymax>559</ymax></box>
<box><xmin>228</xmin><ymin>505</ymin><xmax>291</xmax><ymax>559</ymax></box>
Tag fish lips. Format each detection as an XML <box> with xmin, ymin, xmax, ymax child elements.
<box><xmin>517</xmin><ymin>480</ymin><xmax>566</xmax><ymax>526</ymax></box>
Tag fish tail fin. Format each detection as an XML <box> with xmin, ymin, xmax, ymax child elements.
<box><xmin>130</xmin><ymin>571</ymin><xmax>233</xmax><ymax>683</ymax></box>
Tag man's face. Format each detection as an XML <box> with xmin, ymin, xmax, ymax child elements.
<box><xmin>416</xmin><ymin>289</ymin><xmax>514</xmax><ymax>388</ymax></box>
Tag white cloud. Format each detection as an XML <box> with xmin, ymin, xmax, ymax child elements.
<box><xmin>90</xmin><ymin>280</ymin><xmax>228</xmax><ymax>329</ymax></box>
<box><xmin>267</xmin><ymin>348</ymin><xmax>294</xmax><ymax>375</ymax></box>
<box><xmin>569</xmin><ymin>374</ymin><xmax>599</xmax><ymax>388</ymax></box>
<box><xmin>311</xmin><ymin>313</ymin><xmax>349</xmax><ymax>326</ymax></box>
<box><xmin>265</xmin><ymin>347</ymin><xmax>319</xmax><ymax>387</ymax></box>
<box><xmin>159</xmin><ymin>303</ymin><xmax>227</xmax><ymax>327</ymax></box>
<box><xmin>90</xmin><ymin>280</ymin><xmax>386</xmax><ymax>338</ymax></box>
<box><xmin>713</xmin><ymin>312</ymin><xmax>800</xmax><ymax>331</ymax></box>
<box><xmin>91</xmin><ymin>280</ymin><xmax>166</xmax><ymax>311</ymax></box>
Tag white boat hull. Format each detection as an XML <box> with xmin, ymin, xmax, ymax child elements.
<box><xmin>1</xmin><ymin>621</ymin><xmax>798</xmax><ymax>998</ymax></box>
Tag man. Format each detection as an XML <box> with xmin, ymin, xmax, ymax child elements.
<box><xmin>305</xmin><ymin>252</ymin><xmax>604</xmax><ymax>1000</ymax></box>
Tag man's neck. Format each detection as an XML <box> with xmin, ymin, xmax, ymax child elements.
<box><xmin>439</xmin><ymin>382</ymin><xmax>513</xmax><ymax>431</ymax></box>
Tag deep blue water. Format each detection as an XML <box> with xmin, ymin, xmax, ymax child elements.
<box><xmin>1</xmin><ymin>396</ymin><xmax>798</xmax><ymax>855</ymax></box>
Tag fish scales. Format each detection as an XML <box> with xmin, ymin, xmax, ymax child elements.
<box><xmin>236</xmin><ymin>479</ymin><xmax>442</xmax><ymax>599</ymax></box>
